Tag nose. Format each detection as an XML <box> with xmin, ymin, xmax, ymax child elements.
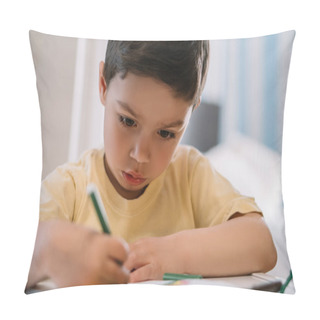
<box><xmin>129</xmin><ymin>134</ymin><xmax>151</xmax><ymax>164</ymax></box>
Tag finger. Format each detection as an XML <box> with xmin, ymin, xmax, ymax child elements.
<box><xmin>129</xmin><ymin>264</ymin><xmax>156</xmax><ymax>283</ymax></box>
<box><xmin>102</xmin><ymin>258</ymin><xmax>130</xmax><ymax>284</ymax></box>
<box><xmin>123</xmin><ymin>250</ymin><xmax>148</xmax><ymax>273</ymax></box>
<box><xmin>112</xmin><ymin>237</ymin><xmax>130</xmax><ymax>266</ymax></box>
<box><xmin>117</xmin><ymin>237</ymin><xmax>130</xmax><ymax>254</ymax></box>
<box><xmin>123</xmin><ymin>240</ymin><xmax>151</xmax><ymax>272</ymax></box>
<box><xmin>102</xmin><ymin>236</ymin><xmax>129</xmax><ymax>265</ymax></box>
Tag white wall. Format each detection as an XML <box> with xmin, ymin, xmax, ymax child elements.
<box><xmin>30</xmin><ymin>31</ymin><xmax>107</xmax><ymax>178</ymax></box>
<box><xmin>30</xmin><ymin>31</ymin><xmax>77</xmax><ymax>178</ymax></box>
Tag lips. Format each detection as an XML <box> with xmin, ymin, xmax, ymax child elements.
<box><xmin>122</xmin><ymin>171</ymin><xmax>146</xmax><ymax>186</ymax></box>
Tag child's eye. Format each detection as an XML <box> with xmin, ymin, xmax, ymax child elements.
<box><xmin>119</xmin><ymin>116</ymin><xmax>136</xmax><ymax>127</ymax></box>
<box><xmin>158</xmin><ymin>130</ymin><xmax>176</xmax><ymax>140</ymax></box>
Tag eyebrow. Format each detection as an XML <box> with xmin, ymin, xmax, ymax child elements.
<box><xmin>117</xmin><ymin>100</ymin><xmax>185</xmax><ymax>129</ymax></box>
<box><xmin>160</xmin><ymin>119</ymin><xmax>184</xmax><ymax>129</ymax></box>
<box><xmin>117</xmin><ymin>100</ymin><xmax>138</xmax><ymax>118</ymax></box>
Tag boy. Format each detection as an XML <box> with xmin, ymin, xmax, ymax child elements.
<box><xmin>26</xmin><ymin>41</ymin><xmax>277</xmax><ymax>289</ymax></box>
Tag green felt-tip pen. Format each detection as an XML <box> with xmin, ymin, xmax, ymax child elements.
<box><xmin>163</xmin><ymin>273</ymin><xmax>203</xmax><ymax>281</ymax></box>
<box><xmin>87</xmin><ymin>183</ymin><xmax>111</xmax><ymax>234</ymax></box>
<box><xmin>87</xmin><ymin>183</ymin><xmax>125</xmax><ymax>267</ymax></box>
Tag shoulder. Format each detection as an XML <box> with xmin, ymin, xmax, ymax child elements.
<box><xmin>171</xmin><ymin>144</ymin><xmax>209</xmax><ymax>169</ymax></box>
<box><xmin>43</xmin><ymin>148</ymin><xmax>104</xmax><ymax>184</ymax></box>
<box><xmin>78</xmin><ymin>148</ymin><xmax>104</xmax><ymax>166</ymax></box>
<box><xmin>172</xmin><ymin>144</ymin><xmax>204</xmax><ymax>161</ymax></box>
<box><xmin>166</xmin><ymin>145</ymin><xmax>211</xmax><ymax>184</ymax></box>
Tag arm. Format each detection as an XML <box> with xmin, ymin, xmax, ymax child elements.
<box><xmin>124</xmin><ymin>213</ymin><xmax>277</xmax><ymax>282</ymax></box>
<box><xmin>26</xmin><ymin>220</ymin><xmax>129</xmax><ymax>289</ymax></box>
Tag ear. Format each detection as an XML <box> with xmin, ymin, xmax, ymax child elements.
<box><xmin>193</xmin><ymin>97</ymin><xmax>201</xmax><ymax>111</ymax></box>
<box><xmin>99</xmin><ymin>61</ymin><xmax>107</xmax><ymax>106</ymax></box>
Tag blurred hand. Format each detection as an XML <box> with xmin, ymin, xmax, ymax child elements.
<box><xmin>27</xmin><ymin>220</ymin><xmax>130</xmax><ymax>288</ymax></box>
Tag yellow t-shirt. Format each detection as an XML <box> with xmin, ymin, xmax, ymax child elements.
<box><xmin>40</xmin><ymin>145</ymin><xmax>261</xmax><ymax>243</ymax></box>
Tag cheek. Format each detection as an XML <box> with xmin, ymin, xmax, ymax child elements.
<box><xmin>104</xmin><ymin>121</ymin><xmax>127</xmax><ymax>157</ymax></box>
<box><xmin>152</xmin><ymin>143</ymin><xmax>177</xmax><ymax>173</ymax></box>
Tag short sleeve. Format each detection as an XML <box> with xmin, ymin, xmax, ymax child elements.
<box><xmin>40</xmin><ymin>166</ymin><xmax>84</xmax><ymax>222</ymax></box>
<box><xmin>190</xmin><ymin>154</ymin><xmax>262</xmax><ymax>228</ymax></box>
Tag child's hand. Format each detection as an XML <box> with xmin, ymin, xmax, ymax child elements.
<box><xmin>124</xmin><ymin>236</ymin><xmax>180</xmax><ymax>283</ymax></box>
<box><xmin>27</xmin><ymin>220</ymin><xmax>130</xmax><ymax>288</ymax></box>
<box><xmin>51</xmin><ymin>230</ymin><xmax>130</xmax><ymax>287</ymax></box>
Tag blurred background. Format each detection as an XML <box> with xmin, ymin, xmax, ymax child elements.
<box><xmin>30</xmin><ymin>30</ymin><xmax>295</xmax><ymax>290</ymax></box>
<box><xmin>30</xmin><ymin>31</ymin><xmax>294</xmax><ymax>178</ymax></box>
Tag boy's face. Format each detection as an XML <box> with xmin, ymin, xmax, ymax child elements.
<box><xmin>99</xmin><ymin>62</ymin><xmax>193</xmax><ymax>199</ymax></box>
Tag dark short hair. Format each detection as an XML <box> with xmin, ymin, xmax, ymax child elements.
<box><xmin>103</xmin><ymin>41</ymin><xmax>209</xmax><ymax>106</ymax></box>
